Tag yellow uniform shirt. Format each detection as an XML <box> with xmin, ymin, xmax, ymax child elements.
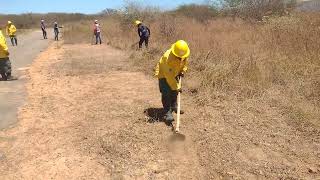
<box><xmin>6</xmin><ymin>24</ymin><xmax>17</xmax><ymax>36</ymax></box>
<box><xmin>0</xmin><ymin>30</ymin><xmax>9</xmax><ymax>58</ymax></box>
<box><xmin>155</xmin><ymin>50</ymin><xmax>188</xmax><ymax>90</ymax></box>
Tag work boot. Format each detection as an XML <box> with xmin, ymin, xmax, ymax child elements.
<box><xmin>6</xmin><ymin>73</ymin><xmax>17</xmax><ymax>81</ymax></box>
<box><xmin>164</xmin><ymin>110</ymin><xmax>174</xmax><ymax>123</ymax></box>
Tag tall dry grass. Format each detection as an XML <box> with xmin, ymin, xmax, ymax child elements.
<box><xmin>63</xmin><ymin>9</ymin><xmax>320</xmax><ymax>126</ymax></box>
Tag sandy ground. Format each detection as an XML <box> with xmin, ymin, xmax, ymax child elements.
<box><xmin>0</xmin><ymin>43</ymin><xmax>319</xmax><ymax>179</ymax></box>
<box><xmin>0</xmin><ymin>30</ymin><xmax>51</xmax><ymax>129</ymax></box>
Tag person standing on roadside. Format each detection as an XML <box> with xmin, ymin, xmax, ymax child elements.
<box><xmin>135</xmin><ymin>20</ymin><xmax>150</xmax><ymax>49</ymax></box>
<box><xmin>53</xmin><ymin>22</ymin><xmax>62</xmax><ymax>41</ymax></box>
<box><xmin>0</xmin><ymin>29</ymin><xmax>16</xmax><ymax>81</ymax></box>
<box><xmin>41</xmin><ymin>20</ymin><xmax>47</xmax><ymax>39</ymax></box>
<box><xmin>6</xmin><ymin>21</ymin><xmax>18</xmax><ymax>46</ymax></box>
<box><xmin>93</xmin><ymin>20</ymin><xmax>102</xmax><ymax>45</ymax></box>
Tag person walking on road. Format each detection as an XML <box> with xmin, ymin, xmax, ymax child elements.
<box><xmin>41</xmin><ymin>20</ymin><xmax>47</xmax><ymax>39</ymax></box>
<box><xmin>135</xmin><ymin>20</ymin><xmax>150</xmax><ymax>49</ymax></box>
<box><xmin>6</xmin><ymin>21</ymin><xmax>18</xmax><ymax>46</ymax></box>
<box><xmin>154</xmin><ymin>40</ymin><xmax>190</xmax><ymax>123</ymax></box>
<box><xmin>0</xmin><ymin>30</ymin><xmax>15</xmax><ymax>81</ymax></box>
<box><xmin>93</xmin><ymin>20</ymin><xmax>102</xmax><ymax>45</ymax></box>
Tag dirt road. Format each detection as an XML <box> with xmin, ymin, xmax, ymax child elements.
<box><xmin>0</xmin><ymin>43</ymin><xmax>319</xmax><ymax>179</ymax></box>
<box><xmin>0</xmin><ymin>30</ymin><xmax>51</xmax><ymax>129</ymax></box>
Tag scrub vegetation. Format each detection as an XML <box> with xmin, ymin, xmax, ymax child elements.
<box><xmin>63</xmin><ymin>2</ymin><xmax>320</xmax><ymax>177</ymax></box>
<box><xmin>0</xmin><ymin>13</ymin><xmax>94</xmax><ymax>29</ymax></box>
<box><xmin>63</xmin><ymin>0</ymin><xmax>320</xmax><ymax>127</ymax></box>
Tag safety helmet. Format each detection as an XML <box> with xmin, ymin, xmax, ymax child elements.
<box><xmin>7</xmin><ymin>21</ymin><xmax>12</xmax><ymax>24</ymax></box>
<box><xmin>171</xmin><ymin>40</ymin><xmax>190</xmax><ymax>59</ymax></box>
<box><xmin>54</xmin><ymin>22</ymin><xmax>58</xmax><ymax>24</ymax></box>
<box><xmin>41</xmin><ymin>19</ymin><xmax>44</xmax><ymax>22</ymax></box>
<box><xmin>94</xmin><ymin>20</ymin><xmax>98</xmax><ymax>23</ymax></box>
<box><xmin>135</xmin><ymin>20</ymin><xmax>142</xmax><ymax>26</ymax></box>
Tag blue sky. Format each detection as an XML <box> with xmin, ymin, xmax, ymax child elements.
<box><xmin>0</xmin><ymin>0</ymin><xmax>207</xmax><ymax>14</ymax></box>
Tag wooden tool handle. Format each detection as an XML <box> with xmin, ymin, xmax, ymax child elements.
<box><xmin>175</xmin><ymin>77</ymin><xmax>182</xmax><ymax>133</ymax></box>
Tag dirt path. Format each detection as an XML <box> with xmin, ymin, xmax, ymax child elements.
<box><xmin>0</xmin><ymin>43</ymin><xmax>319</xmax><ymax>179</ymax></box>
<box><xmin>0</xmin><ymin>30</ymin><xmax>51</xmax><ymax>129</ymax></box>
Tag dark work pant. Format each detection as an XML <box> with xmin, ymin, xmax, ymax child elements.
<box><xmin>139</xmin><ymin>36</ymin><xmax>149</xmax><ymax>48</ymax></box>
<box><xmin>54</xmin><ymin>30</ymin><xmax>59</xmax><ymax>41</ymax></box>
<box><xmin>9</xmin><ymin>35</ymin><xmax>17</xmax><ymax>46</ymax></box>
<box><xmin>0</xmin><ymin>58</ymin><xmax>12</xmax><ymax>80</ymax></box>
<box><xmin>42</xmin><ymin>29</ymin><xmax>47</xmax><ymax>39</ymax></box>
<box><xmin>159</xmin><ymin>78</ymin><xmax>178</xmax><ymax>113</ymax></box>
<box><xmin>95</xmin><ymin>32</ymin><xmax>102</xmax><ymax>44</ymax></box>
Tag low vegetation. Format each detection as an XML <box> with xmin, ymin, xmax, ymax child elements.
<box><xmin>0</xmin><ymin>13</ymin><xmax>96</xmax><ymax>29</ymax></box>
<box><xmin>62</xmin><ymin>0</ymin><xmax>320</xmax><ymax>128</ymax></box>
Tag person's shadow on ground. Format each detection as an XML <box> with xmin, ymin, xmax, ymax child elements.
<box><xmin>144</xmin><ymin>108</ymin><xmax>173</xmax><ymax>127</ymax></box>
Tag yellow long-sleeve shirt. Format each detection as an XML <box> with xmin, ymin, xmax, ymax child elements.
<box><xmin>0</xmin><ymin>30</ymin><xmax>9</xmax><ymax>59</ymax></box>
<box><xmin>6</xmin><ymin>24</ymin><xmax>17</xmax><ymax>36</ymax></box>
<box><xmin>155</xmin><ymin>49</ymin><xmax>188</xmax><ymax>90</ymax></box>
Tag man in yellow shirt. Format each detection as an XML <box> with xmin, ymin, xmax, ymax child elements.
<box><xmin>0</xmin><ymin>29</ymin><xmax>14</xmax><ymax>81</ymax></box>
<box><xmin>155</xmin><ymin>40</ymin><xmax>190</xmax><ymax>123</ymax></box>
<box><xmin>6</xmin><ymin>21</ymin><xmax>18</xmax><ymax>46</ymax></box>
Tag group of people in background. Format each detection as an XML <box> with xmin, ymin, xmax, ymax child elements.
<box><xmin>90</xmin><ymin>19</ymin><xmax>151</xmax><ymax>48</ymax></box>
<box><xmin>1</xmin><ymin>18</ymin><xmax>190</xmax><ymax>125</ymax></box>
<box><xmin>0</xmin><ymin>19</ymin><xmax>152</xmax><ymax>83</ymax></box>
<box><xmin>5</xmin><ymin>20</ymin><xmax>63</xmax><ymax>44</ymax></box>
<box><xmin>40</xmin><ymin>20</ymin><xmax>62</xmax><ymax>41</ymax></box>
<box><xmin>0</xmin><ymin>19</ymin><xmax>63</xmax><ymax>81</ymax></box>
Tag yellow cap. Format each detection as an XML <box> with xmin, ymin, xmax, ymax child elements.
<box><xmin>171</xmin><ymin>40</ymin><xmax>190</xmax><ymax>59</ymax></box>
<box><xmin>135</xmin><ymin>20</ymin><xmax>142</xmax><ymax>26</ymax></box>
<box><xmin>7</xmin><ymin>21</ymin><xmax>12</xmax><ymax>24</ymax></box>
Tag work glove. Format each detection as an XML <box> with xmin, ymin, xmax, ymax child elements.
<box><xmin>4</xmin><ymin>51</ymin><xmax>9</xmax><ymax>56</ymax></box>
<box><xmin>177</xmin><ymin>89</ymin><xmax>182</xmax><ymax>93</ymax></box>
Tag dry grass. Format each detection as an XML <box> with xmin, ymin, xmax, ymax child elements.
<box><xmin>0</xmin><ymin>13</ymin><xmax>97</xmax><ymax>29</ymax></box>
<box><xmin>63</xmin><ymin>11</ymin><xmax>320</xmax><ymax>128</ymax></box>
